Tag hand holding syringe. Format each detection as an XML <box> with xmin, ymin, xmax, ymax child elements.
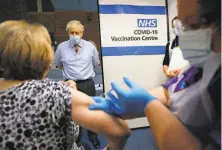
<box><xmin>100</xmin><ymin>89</ymin><xmax>113</xmax><ymax>97</ymax></box>
<box><xmin>90</xmin><ymin>77</ymin><xmax>157</xmax><ymax>117</ymax></box>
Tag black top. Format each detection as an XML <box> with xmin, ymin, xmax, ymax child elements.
<box><xmin>162</xmin><ymin>36</ymin><xmax>179</xmax><ymax>66</ymax></box>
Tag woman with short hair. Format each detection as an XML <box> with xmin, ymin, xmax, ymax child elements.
<box><xmin>0</xmin><ymin>21</ymin><xmax>130</xmax><ymax>150</ymax></box>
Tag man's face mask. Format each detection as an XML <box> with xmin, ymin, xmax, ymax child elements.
<box><xmin>69</xmin><ymin>35</ymin><xmax>81</xmax><ymax>46</ymax></box>
<box><xmin>178</xmin><ymin>27</ymin><xmax>213</xmax><ymax>65</ymax></box>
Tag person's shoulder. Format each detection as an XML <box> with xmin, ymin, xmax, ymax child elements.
<box><xmin>25</xmin><ymin>79</ymin><xmax>70</xmax><ymax>93</ymax></box>
<box><xmin>84</xmin><ymin>40</ymin><xmax>96</xmax><ymax>49</ymax></box>
<box><xmin>27</xmin><ymin>78</ymin><xmax>56</xmax><ymax>85</ymax></box>
<box><xmin>83</xmin><ymin>40</ymin><xmax>91</xmax><ymax>45</ymax></box>
<box><xmin>57</xmin><ymin>40</ymin><xmax>70</xmax><ymax>49</ymax></box>
<box><xmin>25</xmin><ymin>79</ymin><xmax>72</xmax><ymax>119</ymax></box>
<box><xmin>25</xmin><ymin>79</ymin><xmax>72</xmax><ymax>103</ymax></box>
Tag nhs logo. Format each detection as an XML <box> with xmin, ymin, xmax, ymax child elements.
<box><xmin>137</xmin><ymin>19</ymin><xmax>157</xmax><ymax>28</ymax></box>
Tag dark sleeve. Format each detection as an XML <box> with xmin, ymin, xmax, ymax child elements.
<box><xmin>205</xmin><ymin>67</ymin><xmax>221</xmax><ymax>150</ymax></box>
<box><xmin>175</xmin><ymin>36</ymin><xmax>179</xmax><ymax>47</ymax></box>
<box><xmin>171</xmin><ymin>36</ymin><xmax>179</xmax><ymax>49</ymax></box>
<box><xmin>162</xmin><ymin>42</ymin><xmax>170</xmax><ymax>66</ymax></box>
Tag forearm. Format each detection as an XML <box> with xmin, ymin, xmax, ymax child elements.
<box><xmin>163</xmin><ymin>65</ymin><xmax>169</xmax><ymax>75</ymax></box>
<box><xmin>93</xmin><ymin>59</ymin><xmax>100</xmax><ymax>67</ymax></box>
<box><xmin>108</xmin><ymin>136</ymin><xmax>129</xmax><ymax>150</ymax></box>
<box><xmin>71</xmin><ymin>89</ymin><xmax>130</xmax><ymax>148</ymax></box>
<box><xmin>145</xmin><ymin>100</ymin><xmax>202</xmax><ymax>150</ymax></box>
<box><xmin>73</xmin><ymin>106</ymin><xmax>130</xmax><ymax>149</ymax></box>
<box><xmin>148</xmin><ymin>87</ymin><xmax>168</xmax><ymax>106</ymax></box>
<box><xmin>93</xmin><ymin>63</ymin><xmax>100</xmax><ymax>68</ymax></box>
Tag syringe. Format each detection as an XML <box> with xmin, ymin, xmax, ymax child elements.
<box><xmin>100</xmin><ymin>89</ymin><xmax>113</xmax><ymax>97</ymax></box>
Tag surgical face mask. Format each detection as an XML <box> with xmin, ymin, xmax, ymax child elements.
<box><xmin>69</xmin><ymin>35</ymin><xmax>81</xmax><ymax>46</ymax></box>
<box><xmin>179</xmin><ymin>28</ymin><xmax>213</xmax><ymax>65</ymax></box>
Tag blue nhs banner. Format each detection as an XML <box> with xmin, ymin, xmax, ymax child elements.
<box><xmin>137</xmin><ymin>19</ymin><xmax>157</xmax><ymax>28</ymax></box>
<box><xmin>98</xmin><ymin>1</ymin><xmax>167</xmax><ymax>56</ymax></box>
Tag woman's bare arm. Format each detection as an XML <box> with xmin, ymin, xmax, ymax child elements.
<box><xmin>145</xmin><ymin>100</ymin><xmax>202</xmax><ymax>150</ymax></box>
<box><xmin>70</xmin><ymin>88</ymin><xmax>131</xmax><ymax>150</ymax></box>
<box><xmin>148</xmin><ymin>87</ymin><xmax>168</xmax><ymax>106</ymax></box>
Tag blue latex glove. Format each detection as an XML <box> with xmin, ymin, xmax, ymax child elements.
<box><xmin>89</xmin><ymin>77</ymin><xmax>157</xmax><ymax>117</ymax></box>
<box><xmin>90</xmin><ymin>95</ymin><xmax>124</xmax><ymax>117</ymax></box>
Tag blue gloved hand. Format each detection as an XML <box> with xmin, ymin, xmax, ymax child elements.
<box><xmin>89</xmin><ymin>95</ymin><xmax>124</xmax><ymax>117</ymax></box>
<box><xmin>89</xmin><ymin>77</ymin><xmax>157</xmax><ymax>117</ymax></box>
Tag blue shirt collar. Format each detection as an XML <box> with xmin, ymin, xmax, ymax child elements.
<box><xmin>78</xmin><ymin>39</ymin><xmax>83</xmax><ymax>48</ymax></box>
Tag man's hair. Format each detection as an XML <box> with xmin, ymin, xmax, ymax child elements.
<box><xmin>0</xmin><ymin>20</ymin><xmax>53</xmax><ymax>80</ymax></box>
<box><xmin>66</xmin><ymin>20</ymin><xmax>84</xmax><ymax>33</ymax></box>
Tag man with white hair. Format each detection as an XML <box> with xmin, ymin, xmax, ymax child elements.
<box><xmin>55</xmin><ymin>20</ymin><xmax>101</xmax><ymax>149</ymax></box>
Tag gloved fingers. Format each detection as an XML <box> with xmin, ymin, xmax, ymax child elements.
<box><xmin>123</xmin><ymin>77</ymin><xmax>137</xmax><ymax>89</ymax></box>
<box><xmin>88</xmin><ymin>103</ymin><xmax>106</xmax><ymax>111</ymax></box>
<box><xmin>107</xmin><ymin>92</ymin><xmax>119</xmax><ymax>104</ymax></box>
<box><xmin>108</xmin><ymin>94</ymin><xmax>126</xmax><ymax>113</ymax></box>
<box><xmin>114</xmin><ymin>106</ymin><xmax>124</xmax><ymax>116</ymax></box>
<box><xmin>91</xmin><ymin>97</ymin><xmax>103</xmax><ymax>103</ymax></box>
<box><xmin>111</xmin><ymin>81</ymin><xmax>127</xmax><ymax>96</ymax></box>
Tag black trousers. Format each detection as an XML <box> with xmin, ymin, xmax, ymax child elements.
<box><xmin>66</xmin><ymin>78</ymin><xmax>97</xmax><ymax>141</ymax></box>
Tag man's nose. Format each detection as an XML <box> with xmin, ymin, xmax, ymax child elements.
<box><xmin>73</xmin><ymin>32</ymin><xmax>79</xmax><ymax>36</ymax></box>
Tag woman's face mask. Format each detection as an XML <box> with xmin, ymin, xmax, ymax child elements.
<box><xmin>179</xmin><ymin>27</ymin><xmax>213</xmax><ymax>65</ymax></box>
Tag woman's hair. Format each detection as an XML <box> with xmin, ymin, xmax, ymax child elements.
<box><xmin>0</xmin><ymin>20</ymin><xmax>29</xmax><ymax>77</ymax></box>
<box><xmin>0</xmin><ymin>20</ymin><xmax>28</xmax><ymax>56</ymax></box>
<box><xmin>199</xmin><ymin>0</ymin><xmax>221</xmax><ymax>32</ymax></box>
<box><xmin>0</xmin><ymin>20</ymin><xmax>53</xmax><ymax>80</ymax></box>
<box><xmin>171</xmin><ymin>16</ymin><xmax>178</xmax><ymax>27</ymax></box>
